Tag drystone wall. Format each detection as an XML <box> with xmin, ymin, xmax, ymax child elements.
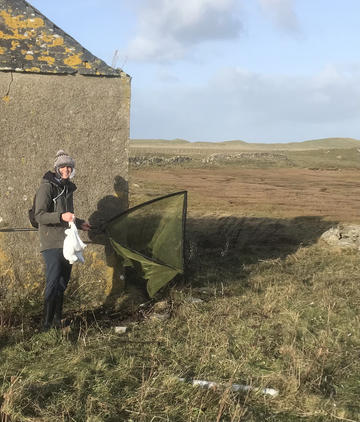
<box><xmin>0</xmin><ymin>70</ymin><xmax>131</xmax><ymax>308</ymax></box>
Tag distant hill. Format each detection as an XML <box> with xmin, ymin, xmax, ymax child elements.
<box><xmin>131</xmin><ymin>138</ymin><xmax>190</xmax><ymax>144</ymax></box>
<box><xmin>130</xmin><ymin>137</ymin><xmax>360</xmax><ymax>151</ymax></box>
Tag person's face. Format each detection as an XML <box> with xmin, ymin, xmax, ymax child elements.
<box><xmin>59</xmin><ymin>166</ymin><xmax>72</xmax><ymax>179</ymax></box>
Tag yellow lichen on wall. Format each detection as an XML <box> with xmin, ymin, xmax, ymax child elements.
<box><xmin>24</xmin><ymin>67</ymin><xmax>40</xmax><ymax>72</ymax></box>
<box><xmin>39</xmin><ymin>55</ymin><xmax>55</xmax><ymax>65</ymax></box>
<box><xmin>63</xmin><ymin>54</ymin><xmax>83</xmax><ymax>68</ymax></box>
<box><xmin>39</xmin><ymin>32</ymin><xmax>64</xmax><ymax>47</ymax></box>
<box><xmin>0</xmin><ymin>29</ymin><xmax>27</xmax><ymax>40</ymax></box>
<box><xmin>50</xmin><ymin>37</ymin><xmax>64</xmax><ymax>47</ymax></box>
<box><xmin>0</xmin><ymin>11</ymin><xmax>44</xmax><ymax>41</ymax></box>
<box><xmin>10</xmin><ymin>40</ymin><xmax>19</xmax><ymax>50</ymax></box>
<box><xmin>0</xmin><ymin>9</ymin><xmax>66</xmax><ymax>64</ymax></box>
<box><xmin>0</xmin><ymin>10</ymin><xmax>44</xmax><ymax>30</ymax></box>
<box><xmin>0</xmin><ymin>8</ymin><xmax>120</xmax><ymax>76</ymax></box>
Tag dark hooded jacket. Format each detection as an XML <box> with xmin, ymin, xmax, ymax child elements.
<box><xmin>35</xmin><ymin>171</ymin><xmax>84</xmax><ymax>252</ymax></box>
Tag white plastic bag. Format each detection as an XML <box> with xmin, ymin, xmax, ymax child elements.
<box><xmin>63</xmin><ymin>221</ymin><xmax>86</xmax><ymax>264</ymax></box>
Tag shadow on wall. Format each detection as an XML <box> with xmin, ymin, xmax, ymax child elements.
<box><xmin>185</xmin><ymin>215</ymin><xmax>336</xmax><ymax>287</ymax></box>
<box><xmin>88</xmin><ymin>176</ymin><xmax>130</xmax><ymax>305</ymax></box>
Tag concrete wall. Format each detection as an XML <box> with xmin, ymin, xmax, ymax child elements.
<box><xmin>0</xmin><ymin>70</ymin><xmax>131</xmax><ymax>308</ymax></box>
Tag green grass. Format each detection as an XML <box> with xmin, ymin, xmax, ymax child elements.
<box><xmin>286</xmin><ymin>148</ymin><xmax>360</xmax><ymax>168</ymax></box>
<box><xmin>2</xmin><ymin>143</ymin><xmax>360</xmax><ymax>421</ymax></box>
<box><xmin>1</xmin><ymin>239</ymin><xmax>360</xmax><ymax>421</ymax></box>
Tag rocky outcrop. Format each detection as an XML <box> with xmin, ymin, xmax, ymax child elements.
<box><xmin>321</xmin><ymin>225</ymin><xmax>360</xmax><ymax>249</ymax></box>
<box><xmin>202</xmin><ymin>152</ymin><xmax>293</xmax><ymax>165</ymax></box>
<box><xmin>130</xmin><ymin>155</ymin><xmax>192</xmax><ymax>167</ymax></box>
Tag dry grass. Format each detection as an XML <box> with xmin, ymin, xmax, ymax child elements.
<box><xmin>1</xmin><ymin>144</ymin><xmax>360</xmax><ymax>421</ymax></box>
<box><xmin>130</xmin><ymin>137</ymin><xmax>360</xmax><ymax>151</ymax></box>
<box><xmin>130</xmin><ymin>167</ymin><xmax>360</xmax><ymax>222</ymax></box>
<box><xmin>1</xmin><ymin>243</ymin><xmax>359</xmax><ymax>421</ymax></box>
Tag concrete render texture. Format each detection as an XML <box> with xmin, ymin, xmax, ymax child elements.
<box><xmin>0</xmin><ymin>70</ymin><xmax>131</xmax><ymax>307</ymax></box>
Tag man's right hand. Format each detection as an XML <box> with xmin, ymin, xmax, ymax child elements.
<box><xmin>61</xmin><ymin>212</ymin><xmax>75</xmax><ymax>222</ymax></box>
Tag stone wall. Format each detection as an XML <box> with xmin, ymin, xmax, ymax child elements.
<box><xmin>0</xmin><ymin>70</ymin><xmax>131</xmax><ymax>308</ymax></box>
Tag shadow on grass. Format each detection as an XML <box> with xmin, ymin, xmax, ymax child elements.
<box><xmin>184</xmin><ymin>215</ymin><xmax>337</xmax><ymax>288</ymax></box>
<box><xmin>83</xmin><ymin>215</ymin><xmax>337</xmax><ymax>313</ymax></box>
<box><xmin>3</xmin><ymin>215</ymin><xmax>336</xmax><ymax>339</ymax></box>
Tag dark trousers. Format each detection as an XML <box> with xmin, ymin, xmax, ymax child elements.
<box><xmin>42</xmin><ymin>248</ymin><xmax>72</xmax><ymax>301</ymax></box>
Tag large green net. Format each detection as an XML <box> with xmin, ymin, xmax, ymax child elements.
<box><xmin>105</xmin><ymin>191</ymin><xmax>187</xmax><ymax>297</ymax></box>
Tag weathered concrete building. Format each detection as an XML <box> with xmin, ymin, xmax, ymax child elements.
<box><xmin>0</xmin><ymin>0</ymin><xmax>131</xmax><ymax>306</ymax></box>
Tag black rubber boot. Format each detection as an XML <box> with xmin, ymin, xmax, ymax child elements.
<box><xmin>53</xmin><ymin>291</ymin><xmax>64</xmax><ymax>329</ymax></box>
<box><xmin>43</xmin><ymin>294</ymin><xmax>57</xmax><ymax>331</ymax></box>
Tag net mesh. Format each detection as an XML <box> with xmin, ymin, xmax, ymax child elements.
<box><xmin>105</xmin><ymin>191</ymin><xmax>187</xmax><ymax>297</ymax></box>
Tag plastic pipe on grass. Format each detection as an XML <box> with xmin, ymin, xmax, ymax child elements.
<box><xmin>177</xmin><ymin>378</ymin><xmax>279</xmax><ymax>397</ymax></box>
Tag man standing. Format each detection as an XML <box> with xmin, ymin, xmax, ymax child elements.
<box><xmin>35</xmin><ymin>150</ymin><xmax>90</xmax><ymax>330</ymax></box>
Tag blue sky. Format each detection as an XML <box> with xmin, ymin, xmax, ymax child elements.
<box><xmin>29</xmin><ymin>0</ymin><xmax>360</xmax><ymax>143</ymax></box>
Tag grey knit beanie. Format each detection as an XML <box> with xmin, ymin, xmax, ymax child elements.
<box><xmin>54</xmin><ymin>150</ymin><xmax>75</xmax><ymax>171</ymax></box>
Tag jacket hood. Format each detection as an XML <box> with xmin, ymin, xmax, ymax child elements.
<box><xmin>42</xmin><ymin>171</ymin><xmax>77</xmax><ymax>192</ymax></box>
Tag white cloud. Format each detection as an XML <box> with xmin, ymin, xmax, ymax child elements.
<box><xmin>131</xmin><ymin>64</ymin><xmax>360</xmax><ymax>141</ymax></box>
<box><xmin>125</xmin><ymin>0</ymin><xmax>242</xmax><ymax>62</ymax></box>
<box><xmin>124</xmin><ymin>0</ymin><xmax>302</xmax><ymax>62</ymax></box>
<box><xmin>258</xmin><ymin>0</ymin><xmax>300</xmax><ymax>33</ymax></box>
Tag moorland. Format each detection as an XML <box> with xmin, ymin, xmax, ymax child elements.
<box><xmin>1</xmin><ymin>137</ymin><xmax>360</xmax><ymax>421</ymax></box>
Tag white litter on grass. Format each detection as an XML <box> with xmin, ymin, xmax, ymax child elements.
<box><xmin>114</xmin><ymin>326</ymin><xmax>127</xmax><ymax>334</ymax></box>
<box><xmin>177</xmin><ymin>378</ymin><xmax>279</xmax><ymax>397</ymax></box>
